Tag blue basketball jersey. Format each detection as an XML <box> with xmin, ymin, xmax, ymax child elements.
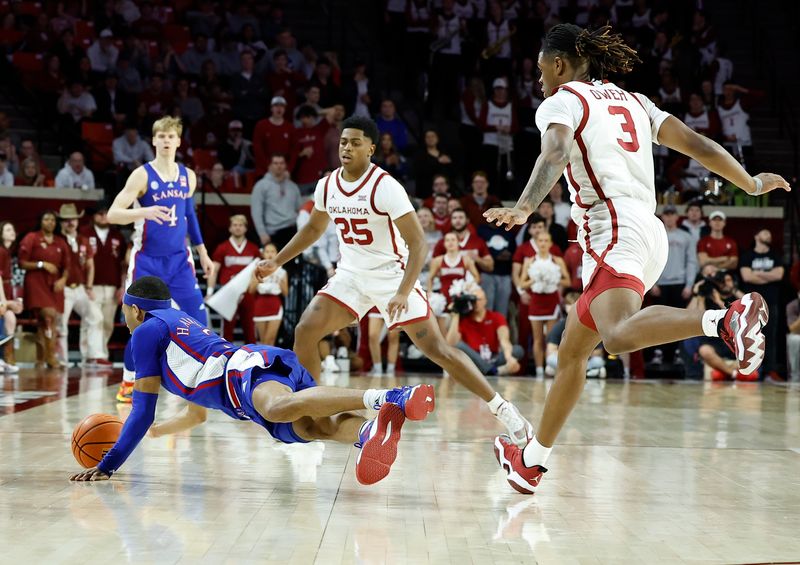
<box><xmin>130</xmin><ymin>308</ymin><xmax>240</xmax><ymax>419</ymax></box>
<box><xmin>133</xmin><ymin>162</ymin><xmax>192</xmax><ymax>257</ymax></box>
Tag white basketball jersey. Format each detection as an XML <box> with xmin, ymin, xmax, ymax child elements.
<box><xmin>314</xmin><ymin>164</ymin><xmax>415</xmax><ymax>273</ymax></box>
<box><xmin>535</xmin><ymin>80</ymin><xmax>671</xmax><ymax>224</ymax></box>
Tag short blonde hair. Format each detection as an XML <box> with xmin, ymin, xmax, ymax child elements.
<box><xmin>152</xmin><ymin>116</ymin><xmax>183</xmax><ymax>137</ymax></box>
<box><xmin>229</xmin><ymin>214</ymin><xmax>248</xmax><ymax>227</ymax></box>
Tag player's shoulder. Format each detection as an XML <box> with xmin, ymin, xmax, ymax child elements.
<box><xmin>132</xmin><ymin>315</ymin><xmax>170</xmax><ymax>344</ymax></box>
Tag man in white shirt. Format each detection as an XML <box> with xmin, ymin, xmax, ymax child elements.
<box><xmin>87</xmin><ymin>29</ymin><xmax>119</xmax><ymax>73</ymax></box>
<box><xmin>112</xmin><ymin>127</ymin><xmax>154</xmax><ymax>171</ymax></box>
<box><xmin>55</xmin><ymin>152</ymin><xmax>95</xmax><ymax>189</ymax></box>
<box><xmin>57</xmin><ymin>82</ymin><xmax>97</xmax><ymax>123</ymax></box>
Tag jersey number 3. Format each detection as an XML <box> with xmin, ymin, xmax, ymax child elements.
<box><xmin>335</xmin><ymin>218</ymin><xmax>374</xmax><ymax>245</ymax></box>
<box><xmin>608</xmin><ymin>106</ymin><xmax>640</xmax><ymax>152</ymax></box>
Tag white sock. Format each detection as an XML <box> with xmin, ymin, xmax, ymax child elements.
<box><xmin>363</xmin><ymin>388</ymin><xmax>387</xmax><ymax>410</ymax></box>
<box><xmin>122</xmin><ymin>368</ymin><xmax>135</xmax><ymax>385</ymax></box>
<box><xmin>702</xmin><ymin>309</ymin><xmax>726</xmax><ymax>337</ymax></box>
<box><xmin>486</xmin><ymin>392</ymin><xmax>505</xmax><ymax>414</ymax></box>
<box><xmin>522</xmin><ymin>435</ymin><xmax>553</xmax><ymax>468</ymax></box>
<box><xmin>386</xmin><ymin>363</ymin><xmax>395</xmax><ymax>373</ymax></box>
<box><xmin>535</xmin><ymin>367</ymin><xmax>544</xmax><ymax>377</ymax></box>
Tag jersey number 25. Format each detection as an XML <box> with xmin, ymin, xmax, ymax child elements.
<box><xmin>335</xmin><ymin>218</ymin><xmax>374</xmax><ymax>245</ymax></box>
<box><xmin>608</xmin><ymin>106</ymin><xmax>640</xmax><ymax>152</ymax></box>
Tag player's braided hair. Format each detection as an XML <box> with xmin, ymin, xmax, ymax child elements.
<box><xmin>542</xmin><ymin>24</ymin><xmax>641</xmax><ymax>79</ymax></box>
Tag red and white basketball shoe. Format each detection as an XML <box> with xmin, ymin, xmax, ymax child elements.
<box><xmin>355</xmin><ymin>403</ymin><xmax>406</xmax><ymax>485</ymax></box>
<box><xmin>494</xmin><ymin>435</ymin><xmax>547</xmax><ymax>495</ymax></box>
<box><xmin>718</xmin><ymin>292</ymin><xmax>769</xmax><ymax>378</ymax></box>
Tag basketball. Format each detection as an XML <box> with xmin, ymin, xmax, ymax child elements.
<box><xmin>71</xmin><ymin>414</ymin><xmax>123</xmax><ymax>469</ymax></box>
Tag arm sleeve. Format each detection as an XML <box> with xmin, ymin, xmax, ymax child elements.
<box><xmin>96</xmin><ymin>390</ymin><xmax>158</xmax><ymax>475</ymax></box>
<box><xmin>131</xmin><ymin>318</ymin><xmax>168</xmax><ymax>379</ymax></box>
<box><xmin>535</xmin><ymin>92</ymin><xmax>582</xmax><ymax>135</ymax></box>
<box><xmin>313</xmin><ymin>177</ymin><xmax>327</xmax><ymax>212</ymax></box>
<box><xmin>185</xmin><ymin>198</ymin><xmax>203</xmax><ymax>246</ymax></box>
<box><xmin>633</xmin><ymin>93</ymin><xmax>672</xmax><ymax>144</ymax></box>
<box><xmin>372</xmin><ymin>175</ymin><xmax>415</xmax><ymax>220</ymax></box>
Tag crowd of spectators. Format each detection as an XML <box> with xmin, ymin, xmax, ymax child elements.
<box><xmin>0</xmin><ymin>0</ymin><xmax>795</xmax><ymax>380</ymax></box>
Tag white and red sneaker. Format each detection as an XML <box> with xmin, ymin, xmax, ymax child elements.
<box><xmin>494</xmin><ymin>435</ymin><xmax>547</xmax><ymax>495</ymax></box>
<box><xmin>718</xmin><ymin>292</ymin><xmax>768</xmax><ymax>378</ymax></box>
<box><xmin>355</xmin><ymin>403</ymin><xmax>406</xmax><ymax>485</ymax></box>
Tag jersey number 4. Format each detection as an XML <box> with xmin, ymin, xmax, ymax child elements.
<box><xmin>167</xmin><ymin>204</ymin><xmax>178</xmax><ymax>227</ymax></box>
<box><xmin>335</xmin><ymin>218</ymin><xmax>374</xmax><ymax>245</ymax></box>
<box><xmin>608</xmin><ymin>106</ymin><xmax>640</xmax><ymax>152</ymax></box>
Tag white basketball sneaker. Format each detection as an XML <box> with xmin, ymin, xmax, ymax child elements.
<box><xmin>494</xmin><ymin>401</ymin><xmax>533</xmax><ymax>447</ymax></box>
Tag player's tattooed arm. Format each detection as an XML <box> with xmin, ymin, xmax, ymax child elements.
<box><xmin>515</xmin><ymin>124</ymin><xmax>572</xmax><ymax>215</ymax></box>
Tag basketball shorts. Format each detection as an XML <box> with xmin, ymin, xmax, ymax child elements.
<box><xmin>127</xmin><ymin>247</ymin><xmax>207</xmax><ymax>325</ymax></box>
<box><xmin>318</xmin><ymin>266</ymin><xmax>431</xmax><ymax>330</ymax></box>
<box><xmin>228</xmin><ymin>345</ymin><xmax>317</xmax><ymax>444</ymax></box>
<box><xmin>575</xmin><ymin>198</ymin><xmax>668</xmax><ymax>331</ymax></box>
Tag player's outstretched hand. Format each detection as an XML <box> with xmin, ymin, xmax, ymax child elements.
<box><xmin>483</xmin><ymin>207</ymin><xmax>530</xmax><ymax>231</ymax></box>
<box><xmin>387</xmin><ymin>293</ymin><xmax>409</xmax><ymax>324</ymax></box>
<box><xmin>255</xmin><ymin>259</ymin><xmax>278</xmax><ymax>281</ymax></box>
<box><xmin>142</xmin><ymin>205</ymin><xmax>173</xmax><ymax>225</ymax></box>
<box><xmin>754</xmin><ymin>173</ymin><xmax>791</xmax><ymax>195</ymax></box>
<box><xmin>70</xmin><ymin>467</ymin><xmax>111</xmax><ymax>482</ymax></box>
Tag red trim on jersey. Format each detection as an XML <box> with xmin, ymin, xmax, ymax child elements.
<box><xmin>369</xmin><ymin>172</ymin><xmax>407</xmax><ymax>270</ymax></box>
<box><xmin>130</xmin><ymin>248</ymin><xmax>139</xmax><ymax>282</ymax></box>
<box><xmin>560</xmin><ymin>85</ymin><xmax>590</xmax><ymax>136</ymax></box>
<box><xmin>559</xmin><ymin>85</ymin><xmax>606</xmax><ymax>200</ymax></box>
<box><xmin>336</xmin><ymin>164</ymin><xmax>378</xmax><ymax>197</ymax></box>
<box><xmin>565</xmin><ymin>164</ymin><xmax>590</xmax><ymax>210</ymax></box>
<box><xmin>323</xmin><ymin>169</ymin><xmax>334</xmax><ymax>208</ymax></box>
<box><xmin>185</xmin><ymin>247</ymin><xmax>196</xmax><ymax>275</ymax></box>
<box><xmin>164</xmin><ymin>365</ymin><xmax>224</xmax><ymax>395</ymax></box>
<box><xmin>317</xmin><ymin>291</ymin><xmax>360</xmax><ymax>320</ymax></box>
<box><xmin>387</xmin><ymin>288</ymin><xmax>431</xmax><ymax>330</ymax></box>
<box><xmin>241</xmin><ymin>344</ymin><xmax>270</xmax><ymax>366</ymax></box>
<box><xmin>630</xmin><ymin>93</ymin><xmax>647</xmax><ymax>112</ymax></box>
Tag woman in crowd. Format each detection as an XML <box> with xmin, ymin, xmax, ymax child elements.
<box><xmin>427</xmin><ymin>232</ymin><xmax>480</xmax><ymax>333</ymax></box>
<box><xmin>17</xmin><ymin>211</ymin><xmax>69</xmax><ymax>368</ymax></box>
<box><xmin>15</xmin><ymin>158</ymin><xmax>47</xmax><ymax>187</ymax></box>
<box><xmin>519</xmin><ymin>231</ymin><xmax>570</xmax><ymax>378</ymax></box>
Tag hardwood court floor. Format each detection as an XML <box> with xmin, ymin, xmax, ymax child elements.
<box><xmin>1</xmin><ymin>368</ymin><xmax>799</xmax><ymax>565</ymax></box>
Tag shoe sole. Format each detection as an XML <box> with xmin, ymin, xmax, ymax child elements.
<box><xmin>403</xmin><ymin>384</ymin><xmax>435</xmax><ymax>421</ymax></box>
<box><xmin>735</xmin><ymin>293</ymin><xmax>768</xmax><ymax>377</ymax></box>
<box><xmin>356</xmin><ymin>403</ymin><xmax>406</xmax><ymax>485</ymax></box>
<box><xmin>493</xmin><ymin>436</ymin><xmax>539</xmax><ymax>495</ymax></box>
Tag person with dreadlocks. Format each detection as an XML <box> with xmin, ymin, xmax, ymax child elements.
<box><xmin>485</xmin><ymin>24</ymin><xmax>791</xmax><ymax>494</ymax></box>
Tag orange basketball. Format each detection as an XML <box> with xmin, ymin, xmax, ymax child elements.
<box><xmin>71</xmin><ymin>414</ymin><xmax>123</xmax><ymax>468</ymax></box>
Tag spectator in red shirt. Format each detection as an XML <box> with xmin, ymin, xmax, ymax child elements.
<box><xmin>461</xmin><ymin>171</ymin><xmax>501</xmax><ymax>228</ymax></box>
<box><xmin>290</xmin><ymin>105</ymin><xmax>331</xmax><ymax>190</ymax></box>
<box><xmin>422</xmin><ymin>174</ymin><xmax>453</xmax><ymax>209</ymax></box>
<box><xmin>697</xmin><ymin>210</ymin><xmax>738</xmax><ymax>270</ymax></box>
<box><xmin>430</xmin><ymin>194</ymin><xmax>452</xmax><ymax>234</ymax></box>
<box><xmin>80</xmin><ymin>204</ymin><xmax>126</xmax><ymax>360</ymax></box>
<box><xmin>432</xmin><ymin>209</ymin><xmax>494</xmax><ymax>274</ymax></box>
<box><xmin>252</xmin><ymin>96</ymin><xmax>294</xmax><ymax>176</ymax></box>
<box><xmin>207</xmin><ymin>214</ymin><xmax>261</xmax><ymax>344</ymax></box>
<box><xmin>57</xmin><ymin>204</ymin><xmax>107</xmax><ymax>367</ymax></box>
<box><xmin>18</xmin><ymin>210</ymin><xmax>70</xmax><ymax>368</ymax></box>
<box><xmin>266</xmin><ymin>49</ymin><xmax>307</xmax><ymax>112</ymax></box>
<box><xmin>445</xmin><ymin>284</ymin><xmax>523</xmax><ymax>375</ymax></box>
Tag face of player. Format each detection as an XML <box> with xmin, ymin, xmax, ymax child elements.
<box><xmin>339</xmin><ymin>128</ymin><xmax>375</xmax><ymax>174</ymax></box>
<box><xmin>262</xmin><ymin>244</ymin><xmax>278</xmax><ymax>260</ymax></box>
<box><xmin>229</xmin><ymin>220</ymin><xmax>247</xmax><ymax>238</ymax></box>
<box><xmin>121</xmin><ymin>304</ymin><xmax>145</xmax><ymax>333</ymax></box>
<box><xmin>443</xmin><ymin>232</ymin><xmax>459</xmax><ymax>252</ymax></box>
<box><xmin>153</xmin><ymin>129</ymin><xmax>180</xmax><ymax>158</ymax></box>
<box><xmin>450</xmin><ymin>212</ymin><xmax>467</xmax><ymax>232</ymax></box>
<box><xmin>537</xmin><ymin>51</ymin><xmax>572</xmax><ymax>98</ymax></box>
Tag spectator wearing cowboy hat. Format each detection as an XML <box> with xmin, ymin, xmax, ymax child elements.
<box><xmin>57</xmin><ymin>203</ymin><xmax>109</xmax><ymax>368</ymax></box>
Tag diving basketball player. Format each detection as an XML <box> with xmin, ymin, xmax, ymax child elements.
<box><xmin>256</xmin><ymin>116</ymin><xmax>533</xmax><ymax>446</ymax></box>
<box><xmin>70</xmin><ymin>276</ymin><xmax>435</xmax><ymax>485</ymax></box>
<box><xmin>484</xmin><ymin>24</ymin><xmax>791</xmax><ymax>493</ymax></box>
<box><xmin>107</xmin><ymin>117</ymin><xmax>214</xmax><ymax>403</ymax></box>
